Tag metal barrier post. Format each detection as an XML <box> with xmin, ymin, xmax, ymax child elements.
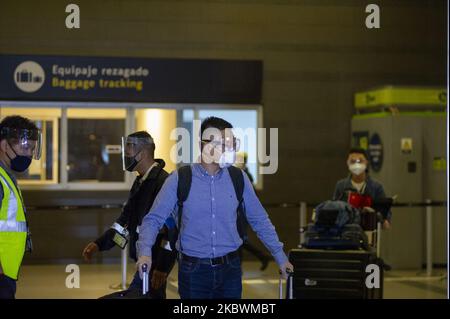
<box><xmin>279</xmin><ymin>275</ymin><xmax>283</xmax><ymax>299</ymax></box>
<box><xmin>109</xmin><ymin>243</ymin><xmax>129</xmax><ymax>290</ymax></box>
<box><xmin>426</xmin><ymin>199</ymin><xmax>433</xmax><ymax>277</ymax></box>
<box><xmin>121</xmin><ymin>243</ymin><xmax>128</xmax><ymax>290</ymax></box>
<box><xmin>376</xmin><ymin>220</ymin><xmax>381</xmax><ymax>258</ymax></box>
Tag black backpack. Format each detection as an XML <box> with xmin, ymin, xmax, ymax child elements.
<box><xmin>167</xmin><ymin>165</ymin><xmax>248</xmax><ymax>252</ymax></box>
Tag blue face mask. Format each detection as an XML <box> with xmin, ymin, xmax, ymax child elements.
<box><xmin>7</xmin><ymin>143</ymin><xmax>32</xmax><ymax>172</ymax></box>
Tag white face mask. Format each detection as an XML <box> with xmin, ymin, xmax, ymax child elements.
<box><xmin>348</xmin><ymin>163</ymin><xmax>366</xmax><ymax>175</ymax></box>
<box><xmin>218</xmin><ymin>149</ymin><xmax>236</xmax><ymax>168</ymax></box>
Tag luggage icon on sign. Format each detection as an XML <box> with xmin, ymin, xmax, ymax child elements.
<box><xmin>14</xmin><ymin>61</ymin><xmax>45</xmax><ymax>93</ymax></box>
<box><xmin>33</xmin><ymin>75</ymin><xmax>43</xmax><ymax>83</ymax></box>
<box><xmin>17</xmin><ymin>69</ymin><xmax>33</xmax><ymax>83</ymax></box>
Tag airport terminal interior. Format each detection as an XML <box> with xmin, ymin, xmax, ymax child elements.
<box><xmin>0</xmin><ymin>0</ymin><xmax>448</xmax><ymax>299</ymax></box>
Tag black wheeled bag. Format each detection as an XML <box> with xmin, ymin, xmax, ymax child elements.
<box><xmin>285</xmin><ymin>249</ymin><xmax>384</xmax><ymax>299</ymax></box>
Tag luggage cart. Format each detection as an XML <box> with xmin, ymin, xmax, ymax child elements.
<box><xmin>291</xmin><ymin>201</ymin><xmax>388</xmax><ymax>299</ymax></box>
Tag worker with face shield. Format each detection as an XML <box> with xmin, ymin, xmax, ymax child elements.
<box><xmin>0</xmin><ymin>115</ymin><xmax>42</xmax><ymax>299</ymax></box>
<box><xmin>82</xmin><ymin>131</ymin><xmax>177</xmax><ymax>298</ymax></box>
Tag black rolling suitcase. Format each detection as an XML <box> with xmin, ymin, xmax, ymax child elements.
<box><xmin>283</xmin><ymin>249</ymin><xmax>383</xmax><ymax>299</ymax></box>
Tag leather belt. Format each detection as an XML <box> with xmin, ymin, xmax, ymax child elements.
<box><xmin>180</xmin><ymin>250</ymin><xmax>239</xmax><ymax>266</ymax></box>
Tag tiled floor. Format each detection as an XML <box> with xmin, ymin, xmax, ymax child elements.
<box><xmin>15</xmin><ymin>262</ymin><xmax>447</xmax><ymax>299</ymax></box>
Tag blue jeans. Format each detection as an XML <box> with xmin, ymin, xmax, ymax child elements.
<box><xmin>178</xmin><ymin>254</ymin><xmax>242</xmax><ymax>299</ymax></box>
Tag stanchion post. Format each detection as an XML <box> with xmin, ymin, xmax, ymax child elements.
<box><xmin>376</xmin><ymin>219</ymin><xmax>381</xmax><ymax>258</ymax></box>
<box><xmin>426</xmin><ymin>199</ymin><xmax>433</xmax><ymax>277</ymax></box>
<box><xmin>109</xmin><ymin>243</ymin><xmax>129</xmax><ymax>291</ymax></box>
<box><xmin>121</xmin><ymin>243</ymin><xmax>128</xmax><ymax>290</ymax></box>
<box><xmin>279</xmin><ymin>275</ymin><xmax>283</xmax><ymax>300</ymax></box>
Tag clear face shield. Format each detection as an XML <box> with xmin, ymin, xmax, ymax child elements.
<box><xmin>1</xmin><ymin>127</ymin><xmax>42</xmax><ymax>160</ymax></box>
<box><xmin>121</xmin><ymin>135</ymin><xmax>154</xmax><ymax>171</ymax></box>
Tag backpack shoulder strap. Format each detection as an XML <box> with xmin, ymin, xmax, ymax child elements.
<box><xmin>169</xmin><ymin>165</ymin><xmax>192</xmax><ymax>253</ymax></box>
<box><xmin>227</xmin><ymin>166</ymin><xmax>248</xmax><ymax>241</ymax></box>
<box><xmin>176</xmin><ymin>165</ymin><xmax>192</xmax><ymax>229</ymax></box>
<box><xmin>227</xmin><ymin>166</ymin><xmax>244</xmax><ymax>204</ymax></box>
<box><xmin>177</xmin><ymin>165</ymin><xmax>192</xmax><ymax>204</ymax></box>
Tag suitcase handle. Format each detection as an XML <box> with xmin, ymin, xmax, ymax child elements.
<box><xmin>142</xmin><ymin>263</ymin><xmax>149</xmax><ymax>295</ymax></box>
<box><xmin>278</xmin><ymin>269</ymin><xmax>294</xmax><ymax>299</ymax></box>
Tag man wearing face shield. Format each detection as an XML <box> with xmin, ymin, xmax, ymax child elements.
<box><xmin>0</xmin><ymin>116</ymin><xmax>42</xmax><ymax>299</ymax></box>
<box><xmin>82</xmin><ymin>131</ymin><xmax>177</xmax><ymax>298</ymax></box>
<box><xmin>333</xmin><ymin>147</ymin><xmax>392</xmax><ymax>229</ymax></box>
<box><xmin>136</xmin><ymin>116</ymin><xmax>293</xmax><ymax>299</ymax></box>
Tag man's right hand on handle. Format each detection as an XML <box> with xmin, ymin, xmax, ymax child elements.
<box><xmin>82</xmin><ymin>242</ymin><xmax>99</xmax><ymax>262</ymax></box>
<box><xmin>136</xmin><ymin>255</ymin><xmax>152</xmax><ymax>279</ymax></box>
<box><xmin>279</xmin><ymin>261</ymin><xmax>294</xmax><ymax>279</ymax></box>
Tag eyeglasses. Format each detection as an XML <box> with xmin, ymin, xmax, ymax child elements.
<box><xmin>201</xmin><ymin>136</ymin><xmax>240</xmax><ymax>152</ymax></box>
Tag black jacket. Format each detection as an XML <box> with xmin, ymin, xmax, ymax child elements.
<box><xmin>95</xmin><ymin>159</ymin><xmax>176</xmax><ymax>273</ymax></box>
<box><xmin>333</xmin><ymin>175</ymin><xmax>392</xmax><ymax>222</ymax></box>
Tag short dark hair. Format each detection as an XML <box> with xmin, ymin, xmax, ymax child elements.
<box><xmin>128</xmin><ymin>130</ymin><xmax>152</xmax><ymax>140</ymax></box>
<box><xmin>128</xmin><ymin>131</ymin><xmax>155</xmax><ymax>157</ymax></box>
<box><xmin>200</xmin><ymin>116</ymin><xmax>233</xmax><ymax>140</ymax></box>
<box><xmin>0</xmin><ymin>115</ymin><xmax>38</xmax><ymax>141</ymax></box>
<box><xmin>348</xmin><ymin>147</ymin><xmax>368</xmax><ymax>160</ymax></box>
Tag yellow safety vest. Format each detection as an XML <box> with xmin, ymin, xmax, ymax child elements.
<box><xmin>0</xmin><ymin>166</ymin><xmax>27</xmax><ymax>280</ymax></box>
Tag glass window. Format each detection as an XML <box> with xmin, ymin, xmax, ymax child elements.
<box><xmin>1</xmin><ymin>105</ymin><xmax>262</xmax><ymax>189</ymax></box>
<box><xmin>0</xmin><ymin>107</ymin><xmax>60</xmax><ymax>185</ymax></box>
<box><xmin>135</xmin><ymin>108</ymin><xmax>179</xmax><ymax>173</ymax></box>
<box><xmin>67</xmin><ymin>108</ymin><xmax>126</xmax><ymax>183</ymax></box>
<box><xmin>175</xmin><ymin>109</ymin><xmax>196</xmax><ymax>166</ymax></box>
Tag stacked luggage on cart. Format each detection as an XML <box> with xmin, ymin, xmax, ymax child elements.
<box><xmin>280</xmin><ymin>194</ymin><xmax>392</xmax><ymax>299</ymax></box>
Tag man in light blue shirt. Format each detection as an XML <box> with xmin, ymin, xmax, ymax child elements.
<box><xmin>136</xmin><ymin>117</ymin><xmax>293</xmax><ymax>299</ymax></box>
